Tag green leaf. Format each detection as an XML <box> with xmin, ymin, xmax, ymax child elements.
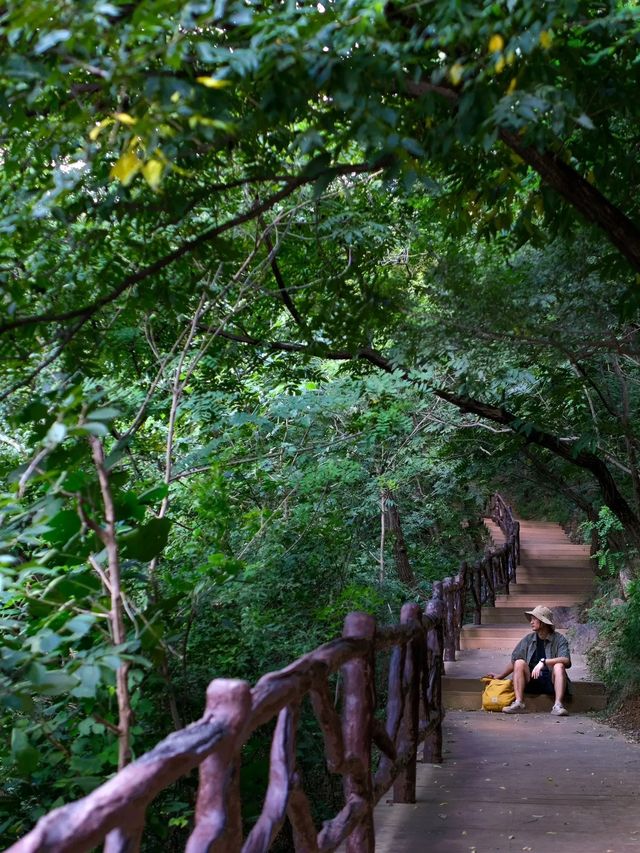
<box><xmin>137</xmin><ymin>484</ymin><xmax>169</xmax><ymax>505</ymax></box>
<box><xmin>71</xmin><ymin>664</ymin><xmax>102</xmax><ymax>698</ymax></box>
<box><xmin>78</xmin><ymin>421</ymin><xmax>110</xmax><ymax>436</ymax></box>
<box><xmin>40</xmin><ymin>510</ymin><xmax>81</xmax><ymax>546</ymax></box>
<box><xmin>65</xmin><ymin>613</ymin><xmax>96</xmax><ymax>638</ymax></box>
<box><xmin>26</xmin><ymin>629</ymin><xmax>62</xmax><ymax>654</ymax></box>
<box><xmin>119</xmin><ymin>517</ymin><xmax>172</xmax><ymax>561</ymax></box>
<box><xmin>45</xmin><ymin>422</ymin><xmax>67</xmax><ymax>445</ymax></box>
<box><xmin>34</xmin><ymin>29</ymin><xmax>71</xmax><ymax>54</ymax></box>
<box><xmin>86</xmin><ymin>407</ymin><xmax>121</xmax><ymax>421</ymax></box>
<box><xmin>28</xmin><ymin>663</ymin><xmax>79</xmax><ymax>696</ymax></box>
<box><xmin>11</xmin><ymin>728</ymin><xmax>41</xmax><ymax>775</ymax></box>
<box><xmin>576</xmin><ymin>112</ymin><xmax>595</xmax><ymax>130</ymax></box>
<box><xmin>41</xmin><ymin>570</ymin><xmax>102</xmax><ymax>604</ymax></box>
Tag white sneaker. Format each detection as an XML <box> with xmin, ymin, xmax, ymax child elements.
<box><xmin>502</xmin><ymin>699</ymin><xmax>526</xmax><ymax>714</ymax></box>
<box><xmin>551</xmin><ymin>702</ymin><xmax>569</xmax><ymax>716</ymax></box>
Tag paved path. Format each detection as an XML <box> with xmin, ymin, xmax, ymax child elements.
<box><xmin>374</xmin><ymin>711</ymin><xmax>640</xmax><ymax>852</ymax></box>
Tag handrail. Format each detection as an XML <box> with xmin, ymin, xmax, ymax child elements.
<box><xmin>7</xmin><ymin>494</ymin><xmax>517</xmax><ymax>853</ymax></box>
<box><xmin>439</xmin><ymin>493</ymin><xmax>520</xmax><ymax>661</ymax></box>
<box><xmin>7</xmin><ymin>603</ymin><xmax>446</xmax><ymax>853</ymax></box>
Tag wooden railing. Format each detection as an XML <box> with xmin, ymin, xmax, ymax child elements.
<box><xmin>439</xmin><ymin>492</ymin><xmax>520</xmax><ymax>662</ymax></box>
<box><xmin>7</xmin><ymin>495</ymin><xmax>518</xmax><ymax>853</ymax></box>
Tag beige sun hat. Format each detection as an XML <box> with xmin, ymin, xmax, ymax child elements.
<box><xmin>524</xmin><ymin>605</ymin><xmax>554</xmax><ymax>627</ymax></box>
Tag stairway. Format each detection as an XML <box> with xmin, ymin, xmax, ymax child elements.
<box><xmin>443</xmin><ymin>517</ymin><xmax>606</xmax><ymax>712</ymax></box>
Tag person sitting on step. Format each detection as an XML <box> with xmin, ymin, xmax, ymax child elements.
<box><xmin>484</xmin><ymin>605</ymin><xmax>571</xmax><ymax>716</ymax></box>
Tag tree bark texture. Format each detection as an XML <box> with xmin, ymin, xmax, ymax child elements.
<box><xmin>89</xmin><ymin>437</ymin><xmax>133</xmax><ymax>772</ymax></box>
<box><xmin>382</xmin><ymin>489</ymin><xmax>417</xmax><ymax>587</ymax></box>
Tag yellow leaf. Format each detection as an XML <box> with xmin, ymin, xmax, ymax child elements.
<box><xmin>142</xmin><ymin>157</ymin><xmax>163</xmax><ymax>190</ymax></box>
<box><xmin>89</xmin><ymin>117</ymin><xmax>113</xmax><ymax>141</ymax></box>
<box><xmin>196</xmin><ymin>76</ymin><xmax>231</xmax><ymax>89</ymax></box>
<box><xmin>539</xmin><ymin>30</ymin><xmax>553</xmax><ymax>49</ymax></box>
<box><xmin>170</xmin><ymin>91</ymin><xmax>181</xmax><ymax>103</ymax></box>
<box><xmin>110</xmin><ymin>151</ymin><xmax>142</xmax><ymax>185</ymax></box>
<box><xmin>495</xmin><ymin>56</ymin><xmax>506</xmax><ymax>74</ymax></box>
<box><xmin>113</xmin><ymin>112</ymin><xmax>137</xmax><ymax>125</ymax></box>
<box><xmin>449</xmin><ymin>63</ymin><xmax>464</xmax><ymax>86</ymax></box>
<box><xmin>489</xmin><ymin>34</ymin><xmax>504</xmax><ymax>53</ymax></box>
<box><xmin>188</xmin><ymin>114</ymin><xmax>231</xmax><ymax>130</ymax></box>
<box><xmin>507</xmin><ymin>77</ymin><xmax>517</xmax><ymax>94</ymax></box>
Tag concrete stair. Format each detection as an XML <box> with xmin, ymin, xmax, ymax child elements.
<box><xmin>443</xmin><ymin>516</ymin><xmax>606</xmax><ymax>713</ymax></box>
<box><xmin>442</xmin><ymin>674</ymin><xmax>606</xmax><ymax>712</ymax></box>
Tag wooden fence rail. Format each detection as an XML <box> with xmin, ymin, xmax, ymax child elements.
<box><xmin>7</xmin><ymin>495</ymin><xmax>518</xmax><ymax>853</ymax></box>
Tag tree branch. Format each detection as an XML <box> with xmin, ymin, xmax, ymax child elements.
<box><xmin>88</xmin><ymin>436</ymin><xmax>133</xmax><ymax>771</ymax></box>
<box><xmin>403</xmin><ymin>79</ymin><xmax>640</xmax><ymax>274</ymax></box>
<box><xmin>434</xmin><ymin>387</ymin><xmax>640</xmax><ymax>543</ymax></box>
<box><xmin>0</xmin><ymin>159</ymin><xmax>389</xmax><ymax>336</ymax></box>
<box><xmin>208</xmin><ymin>327</ymin><xmax>640</xmax><ymax>541</ymax></box>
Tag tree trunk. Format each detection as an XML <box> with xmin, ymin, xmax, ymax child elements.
<box><xmin>382</xmin><ymin>489</ymin><xmax>417</xmax><ymax>587</ymax></box>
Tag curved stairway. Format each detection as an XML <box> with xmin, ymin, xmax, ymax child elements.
<box><xmin>443</xmin><ymin>517</ymin><xmax>607</xmax><ymax>712</ymax></box>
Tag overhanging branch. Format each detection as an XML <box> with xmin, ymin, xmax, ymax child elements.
<box><xmin>403</xmin><ymin>80</ymin><xmax>640</xmax><ymax>274</ymax></box>
<box><xmin>0</xmin><ymin>159</ymin><xmax>389</xmax><ymax>337</ymax></box>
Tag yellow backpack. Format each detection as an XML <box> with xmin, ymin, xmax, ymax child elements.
<box><xmin>481</xmin><ymin>677</ymin><xmax>516</xmax><ymax>711</ymax></box>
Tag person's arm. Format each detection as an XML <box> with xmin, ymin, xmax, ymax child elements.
<box><xmin>484</xmin><ymin>660</ymin><xmax>514</xmax><ymax>680</ymax></box>
<box><xmin>542</xmin><ymin>655</ymin><xmax>571</xmax><ymax>668</ymax></box>
<box><xmin>554</xmin><ymin>633</ymin><xmax>572</xmax><ymax>668</ymax></box>
<box><xmin>535</xmin><ymin>634</ymin><xmax>571</xmax><ymax>675</ymax></box>
<box><xmin>532</xmin><ymin>653</ymin><xmax>570</xmax><ymax>679</ymax></box>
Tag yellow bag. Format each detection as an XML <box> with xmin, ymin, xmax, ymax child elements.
<box><xmin>481</xmin><ymin>677</ymin><xmax>516</xmax><ymax>712</ymax></box>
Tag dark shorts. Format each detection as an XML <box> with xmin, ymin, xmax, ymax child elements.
<box><xmin>524</xmin><ymin>668</ymin><xmax>554</xmax><ymax>695</ymax></box>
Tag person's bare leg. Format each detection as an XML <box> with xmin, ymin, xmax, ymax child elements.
<box><xmin>551</xmin><ymin>663</ymin><xmax>566</xmax><ymax>704</ymax></box>
<box><xmin>513</xmin><ymin>659</ymin><xmax>530</xmax><ymax>701</ymax></box>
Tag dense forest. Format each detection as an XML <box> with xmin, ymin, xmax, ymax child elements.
<box><xmin>2</xmin><ymin>0</ymin><xmax>640</xmax><ymax>847</ymax></box>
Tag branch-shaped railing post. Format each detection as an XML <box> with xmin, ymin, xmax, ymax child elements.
<box><xmin>473</xmin><ymin>561</ymin><xmax>482</xmax><ymax>625</ymax></box>
<box><xmin>442</xmin><ymin>576</ymin><xmax>456</xmax><ymax>662</ymax></box>
<box><xmin>341</xmin><ymin>612</ymin><xmax>376</xmax><ymax>853</ymax></box>
<box><xmin>392</xmin><ymin>603</ymin><xmax>421</xmax><ymax>804</ymax></box>
<box><xmin>454</xmin><ymin>568</ymin><xmax>464</xmax><ymax>652</ymax></box>
<box><xmin>422</xmin><ymin>595</ymin><xmax>444</xmax><ymax>765</ymax></box>
<box><xmin>104</xmin><ymin>822</ymin><xmax>144</xmax><ymax>853</ymax></box>
<box><xmin>186</xmin><ymin>679</ymin><xmax>251</xmax><ymax>853</ymax></box>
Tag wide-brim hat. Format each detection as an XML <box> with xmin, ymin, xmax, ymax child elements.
<box><xmin>525</xmin><ymin>605</ymin><xmax>554</xmax><ymax>627</ymax></box>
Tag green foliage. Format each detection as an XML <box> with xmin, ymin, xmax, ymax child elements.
<box><xmin>588</xmin><ymin>581</ymin><xmax>640</xmax><ymax>699</ymax></box>
<box><xmin>3</xmin><ymin>0</ymin><xmax>640</xmax><ymax>846</ymax></box>
<box><xmin>581</xmin><ymin>506</ymin><xmax>627</xmax><ymax>577</ymax></box>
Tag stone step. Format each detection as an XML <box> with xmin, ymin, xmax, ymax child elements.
<box><xmin>462</xmin><ymin>625</ymin><xmax>568</xmax><ymax>640</ymax></box>
<box><xmin>515</xmin><ymin>567</ymin><xmax>594</xmax><ymax>578</ymax></box>
<box><xmin>521</xmin><ymin>542</ymin><xmax>590</xmax><ymax>551</ymax></box>
<box><xmin>502</xmin><ymin>582</ymin><xmax>594</xmax><ymax>595</ymax></box>
<box><xmin>461</xmin><ymin>626</ymin><xmax>573</xmax><ymax>650</ymax></box>
<box><xmin>520</xmin><ymin>556</ymin><xmax>592</xmax><ymax>567</ymax></box>
<box><xmin>520</xmin><ymin>555</ymin><xmax>592</xmax><ymax>565</ymax></box>
<box><xmin>442</xmin><ymin>676</ymin><xmax>607</xmax><ymax>712</ymax></box>
<box><xmin>480</xmin><ymin>608</ymin><xmax>571</xmax><ymax>624</ymax></box>
<box><xmin>495</xmin><ymin>593</ymin><xmax>588</xmax><ymax>606</ymax></box>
